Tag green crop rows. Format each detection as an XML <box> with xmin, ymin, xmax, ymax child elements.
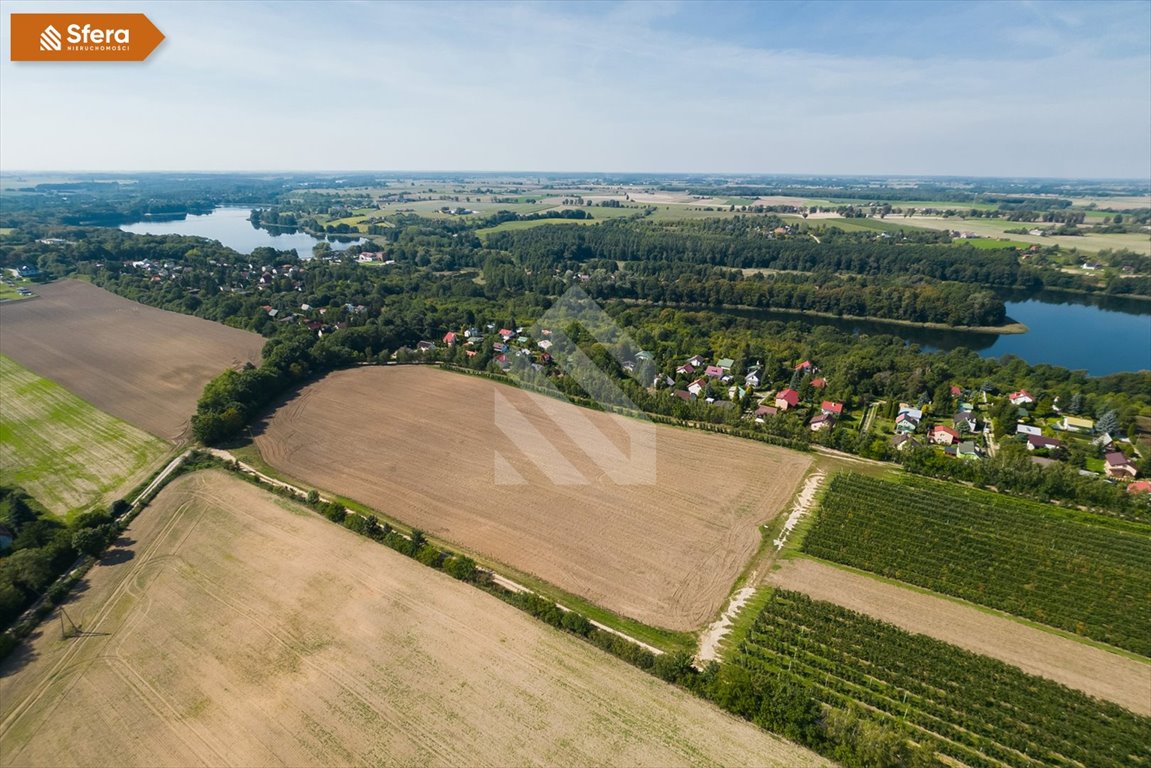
<box><xmin>802</xmin><ymin>473</ymin><xmax>1151</xmax><ymax>655</ymax></box>
<box><xmin>733</xmin><ymin>590</ymin><xmax>1151</xmax><ymax>768</ymax></box>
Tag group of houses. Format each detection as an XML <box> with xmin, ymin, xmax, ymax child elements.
<box><xmin>667</xmin><ymin>356</ymin><xmax>843</xmax><ymax>432</ymax></box>
<box><xmin>891</xmin><ymin>388</ymin><xmax>984</xmax><ymax>461</ymax></box>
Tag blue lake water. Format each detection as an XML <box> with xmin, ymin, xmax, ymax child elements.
<box><xmin>120</xmin><ymin>207</ymin><xmax>363</xmax><ymax>259</ymax></box>
<box><xmin>966</xmin><ymin>295</ymin><xmax>1151</xmax><ymax>376</ymax></box>
<box><xmin>715</xmin><ymin>292</ymin><xmax>1151</xmax><ymax>376</ymax></box>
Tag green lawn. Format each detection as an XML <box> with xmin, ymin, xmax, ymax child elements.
<box><xmin>0</xmin><ymin>355</ymin><xmax>169</xmax><ymax>518</ymax></box>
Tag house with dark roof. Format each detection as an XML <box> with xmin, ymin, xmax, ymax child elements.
<box><xmin>954</xmin><ymin>412</ymin><xmax>978</xmax><ymax>432</ymax></box>
<box><xmin>1027</xmin><ymin>435</ymin><xmax>1063</xmax><ymax>452</ymax></box>
<box><xmin>754</xmin><ymin>404</ymin><xmax>778</xmax><ymax>421</ymax></box>
<box><xmin>1105</xmin><ymin>452</ymin><xmax>1138</xmax><ymax>479</ymax></box>
<box><xmin>809</xmin><ymin>413</ymin><xmax>835</xmax><ymax>432</ymax></box>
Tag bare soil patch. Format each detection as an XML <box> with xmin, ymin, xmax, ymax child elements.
<box><xmin>0</xmin><ymin>281</ymin><xmax>264</xmax><ymax>441</ymax></box>
<box><xmin>769</xmin><ymin>558</ymin><xmax>1151</xmax><ymax>715</ymax></box>
<box><xmin>0</xmin><ymin>471</ymin><xmax>826</xmax><ymax>768</ymax></box>
<box><xmin>255</xmin><ymin>367</ymin><xmax>811</xmax><ymax>630</ymax></box>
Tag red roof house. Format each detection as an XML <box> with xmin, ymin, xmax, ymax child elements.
<box><xmin>930</xmin><ymin>425</ymin><xmax>960</xmax><ymax>445</ymax></box>
<box><xmin>820</xmin><ymin>401</ymin><xmax>844</xmax><ymax>416</ymax></box>
<box><xmin>775</xmin><ymin>389</ymin><xmax>800</xmax><ymax>410</ymax></box>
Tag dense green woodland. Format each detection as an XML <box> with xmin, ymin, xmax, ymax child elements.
<box><xmin>2</xmin><ymin>214</ymin><xmax>1148</xmax><ymax>515</ymax></box>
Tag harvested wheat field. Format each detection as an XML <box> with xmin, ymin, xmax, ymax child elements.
<box><xmin>768</xmin><ymin>558</ymin><xmax>1151</xmax><ymax>715</ymax></box>
<box><xmin>0</xmin><ymin>281</ymin><xmax>263</xmax><ymax>441</ymax></box>
<box><xmin>256</xmin><ymin>367</ymin><xmax>811</xmax><ymax>631</ymax></box>
<box><xmin>0</xmin><ymin>471</ymin><xmax>827</xmax><ymax>768</ymax></box>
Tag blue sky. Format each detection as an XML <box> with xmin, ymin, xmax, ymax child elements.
<box><xmin>1</xmin><ymin>0</ymin><xmax>1148</xmax><ymax>177</ymax></box>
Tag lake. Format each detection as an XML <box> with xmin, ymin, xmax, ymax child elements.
<box><xmin>119</xmin><ymin>209</ymin><xmax>1149</xmax><ymax>375</ymax></box>
<box><xmin>120</xmin><ymin>207</ymin><xmax>363</xmax><ymax>259</ymax></box>
<box><xmin>719</xmin><ymin>291</ymin><xmax>1151</xmax><ymax>376</ymax></box>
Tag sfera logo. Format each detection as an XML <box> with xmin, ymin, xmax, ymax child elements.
<box><xmin>39</xmin><ymin>25</ymin><xmax>62</xmax><ymax>52</ymax></box>
<box><xmin>11</xmin><ymin>13</ymin><xmax>164</xmax><ymax>61</ymax></box>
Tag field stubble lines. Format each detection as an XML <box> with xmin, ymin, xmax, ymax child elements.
<box><xmin>252</xmin><ymin>366</ymin><xmax>812</xmax><ymax>631</ymax></box>
<box><xmin>0</xmin><ymin>495</ymin><xmax>213</xmax><ymax>761</ymax></box>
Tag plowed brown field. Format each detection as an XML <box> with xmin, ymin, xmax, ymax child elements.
<box><xmin>255</xmin><ymin>366</ymin><xmax>811</xmax><ymax>631</ymax></box>
<box><xmin>0</xmin><ymin>471</ymin><xmax>827</xmax><ymax>768</ymax></box>
<box><xmin>0</xmin><ymin>281</ymin><xmax>263</xmax><ymax>441</ymax></box>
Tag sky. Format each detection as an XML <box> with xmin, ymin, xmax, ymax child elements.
<box><xmin>1</xmin><ymin>0</ymin><xmax>1149</xmax><ymax>178</ymax></box>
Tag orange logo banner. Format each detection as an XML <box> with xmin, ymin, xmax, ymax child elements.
<box><xmin>10</xmin><ymin>13</ymin><xmax>164</xmax><ymax>62</ymax></box>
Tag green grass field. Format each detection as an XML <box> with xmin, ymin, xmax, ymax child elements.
<box><xmin>0</xmin><ymin>355</ymin><xmax>169</xmax><ymax>517</ymax></box>
<box><xmin>802</xmin><ymin>473</ymin><xmax>1151</xmax><ymax>655</ymax></box>
<box><xmin>0</xmin><ymin>285</ymin><xmax>35</xmax><ymax>301</ymax></box>
<box><xmin>947</xmin><ymin>236</ymin><xmax>1031</xmax><ymax>249</ymax></box>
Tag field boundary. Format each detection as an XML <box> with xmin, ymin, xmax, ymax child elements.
<box><xmin>206</xmin><ymin>449</ymin><xmax>667</xmax><ymax>657</ymax></box>
<box><xmin>790</xmin><ymin>554</ymin><xmax>1151</xmax><ymax>664</ymax></box>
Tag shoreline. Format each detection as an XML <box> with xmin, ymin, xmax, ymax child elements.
<box><xmin>620</xmin><ymin>299</ymin><xmax>1029</xmax><ymax>335</ymax></box>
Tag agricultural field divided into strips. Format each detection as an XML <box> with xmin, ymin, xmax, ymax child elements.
<box><xmin>0</xmin><ymin>355</ymin><xmax>168</xmax><ymax>517</ymax></box>
<box><xmin>732</xmin><ymin>590</ymin><xmax>1151</xmax><ymax>768</ymax></box>
<box><xmin>801</xmin><ymin>473</ymin><xmax>1151</xmax><ymax>656</ymax></box>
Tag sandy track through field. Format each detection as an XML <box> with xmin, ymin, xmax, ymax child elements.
<box><xmin>0</xmin><ymin>471</ymin><xmax>827</xmax><ymax>768</ymax></box>
<box><xmin>0</xmin><ymin>281</ymin><xmax>264</xmax><ymax>441</ymax></box>
<box><xmin>255</xmin><ymin>366</ymin><xmax>811</xmax><ymax>630</ymax></box>
<box><xmin>769</xmin><ymin>558</ymin><xmax>1151</xmax><ymax>715</ymax></box>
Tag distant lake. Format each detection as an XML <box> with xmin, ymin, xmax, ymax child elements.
<box><xmin>120</xmin><ymin>207</ymin><xmax>363</xmax><ymax>259</ymax></box>
<box><xmin>719</xmin><ymin>291</ymin><xmax>1151</xmax><ymax>376</ymax></box>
